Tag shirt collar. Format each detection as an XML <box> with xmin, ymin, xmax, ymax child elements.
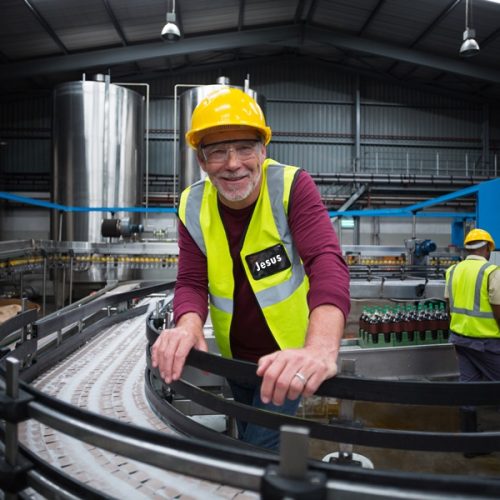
<box><xmin>465</xmin><ymin>255</ymin><xmax>487</xmax><ymax>261</ymax></box>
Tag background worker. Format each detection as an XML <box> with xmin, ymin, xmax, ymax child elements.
<box><xmin>445</xmin><ymin>228</ymin><xmax>500</xmax><ymax>436</ymax></box>
<box><xmin>151</xmin><ymin>86</ymin><xmax>350</xmax><ymax>451</ymax></box>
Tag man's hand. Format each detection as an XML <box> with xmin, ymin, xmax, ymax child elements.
<box><xmin>257</xmin><ymin>346</ymin><xmax>338</xmax><ymax>405</ymax></box>
<box><xmin>256</xmin><ymin>304</ymin><xmax>344</xmax><ymax>405</ymax></box>
<box><xmin>151</xmin><ymin>312</ymin><xmax>208</xmax><ymax>384</ymax></box>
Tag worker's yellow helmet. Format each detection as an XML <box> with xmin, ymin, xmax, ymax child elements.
<box><xmin>185</xmin><ymin>87</ymin><xmax>272</xmax><ymax>149</ymax></box>
<box><xmin>463</xmin><ymin>228</ymin><xmax>495</xmax><ymax>251</ymax></box>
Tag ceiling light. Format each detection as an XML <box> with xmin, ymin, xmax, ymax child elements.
<box><xmin>460</xmin><ymin>0</ymin><xmax>480</xmax><ymax>57</ymax></box>
<box><xmin>161</xmin><ymin>0</ymin><xmax>181</xmax><ymax>42</ymax></box>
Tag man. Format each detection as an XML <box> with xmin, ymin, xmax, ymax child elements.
<box><xmin>152</xmin><ymin>86</ymin><xmax>350</xmax><ymax>450</ymax></box>
<box><xmin>445</xmin><ymin>228</ymin><xmax>500</xmax><ymax>438</ymax></box>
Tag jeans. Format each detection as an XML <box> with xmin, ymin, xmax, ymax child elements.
<box><xmin>227</xmin><ymin>378</ymin><xmax>301</xmax><ymax>451</ymax></box>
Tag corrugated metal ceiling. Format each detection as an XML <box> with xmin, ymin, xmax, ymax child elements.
<box><xmin>0</xmin><ymin>0</ymin><xmax>499</xmax><ymax>102</ymax></box>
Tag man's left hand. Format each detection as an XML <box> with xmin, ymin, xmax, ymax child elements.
<box><xmin>256</xmin><ymin>346</ymin><xmax>338</xmax><ymax>405</ymax></box>
<box><xmin>256</xmin><ymin>304</ymin><xmax>344</xmax><ymax>405</ymax></box>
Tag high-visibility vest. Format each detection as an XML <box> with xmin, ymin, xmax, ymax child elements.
<box><xmin>446</xmin><ymin>258</ymin><xmax>500</xmax><ymax>338</ymax></box>
<box><xmin>178</xmin><ymin>159</ymin><xmax>310</xmax><ymax>358</ymax></box>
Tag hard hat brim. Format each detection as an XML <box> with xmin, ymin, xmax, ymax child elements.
<box><xmin>464</xmin><ymin>241</ymin><xmax>489</xmax><ymax>250</ymax></box>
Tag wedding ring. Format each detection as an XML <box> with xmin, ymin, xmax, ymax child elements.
<box><xmin>294</xmin><ymin>371</ymin><xmax>307</xmax><ymax>384</ymax></box>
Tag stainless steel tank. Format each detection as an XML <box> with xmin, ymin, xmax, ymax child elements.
<box><xmin>52</xmin><ymin>75</ymin><xmax>145</xmax><ymax>243</ymax></box>
<box><xmin>179</xmin><ymin>77</ymin><xmax>266</xmax><ymax>192</ymax></box>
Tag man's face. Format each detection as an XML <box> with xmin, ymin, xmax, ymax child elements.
<box><xmin>198</xmin><ymin>129</ymin><xmax>266</xmax><ymax>209</ymax></box>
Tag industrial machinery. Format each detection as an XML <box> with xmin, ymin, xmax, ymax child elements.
<box><xmin>52</xmin><ymin>74</ymin><xmax>145</xmax><ymax>245</ymax></box>
<box><xmin>0</xmin><ymin>239</ymin><xmax>178</xmax><ymax>312</ymax></box>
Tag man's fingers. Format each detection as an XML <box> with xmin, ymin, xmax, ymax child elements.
<box><xmin>153</xmin><ymin>327</ymin><xmax>204</xmax><ymax>384</ymax></box>
<box><xmin>171</xmin><ymin>337</ymin><xmax>195</xmax><ymax>380</ymax></box>
<box><xmin>256</xmin><ymin>351</ymin><xmax>278</xmax><ymax>376</ymax></box>
<box><xmin>259</xmin><ymin>354</ymin><xmax>287</xmax><ymax>404</ymax></box>
<box><xmin>258</xmin><ymin>348</ymin><xmax>338</xmax><ymax>405</ymax></box>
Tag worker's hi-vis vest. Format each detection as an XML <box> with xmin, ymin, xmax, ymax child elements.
<box><xmin>446</xmin><ymin>259</ymin><xmax>500</xmax><ymax>338</ymax></box>
<box><xmin>178</xmin><ymin>159</ymin><xmax>310</xmax><ymax>358</ymax></box>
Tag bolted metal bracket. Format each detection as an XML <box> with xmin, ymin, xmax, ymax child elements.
<box><xmin>0</xmin><ymin>459</ymin><xmax>33</xmax><ymax>494</ymax></box>
<box><xmin>261</xmin><ymin>426</ymin><xmax>327</xmax><ymax>500</ymax></box>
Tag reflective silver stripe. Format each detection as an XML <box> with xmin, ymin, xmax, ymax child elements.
<box><xmin>262</xmin><ymin>163</ymin><xmax>304</xmax><ymax>306</ymax></box>
<box><xmin>184</xmin><ymin>180</ymin><xmax>206</xmax><ymax>256</ymax></box>
<box><xmin>210</xmin><ymin>293</ymin><xmax>233</xmax><ymax>313</ymax></box>
<box><xmin>447</xmin><ymin>264</ymin><xmax>456</xmax><ymax>310</ymax></box>
<box><xmin>267</xmin><ymin>165</ymin><xmax>291</xmax><ymax>245</ymax></box>
<box><xmin>448</xmin><ymin>262</ymin><xmax>495</xmax><ymax>319</ymax></box>
<box><xmin>474</xmin><ymin>263</ymin><xmax>492</xmax><ymax>312</ymax></box>
<box><xmin>256</xmin><ymin>264</ymin><xmax>305</xmax><ymax>308</ymax></box>
<box><xmin>448</xmin><ymin>307</ymin><xmax>494</xmax><ymax>318</ymax></box>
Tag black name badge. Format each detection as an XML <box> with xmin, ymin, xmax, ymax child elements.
<box><xmin>245</xmin><ymin>244</ymin><xmax>291</xmax><ymax>280</ymax></box>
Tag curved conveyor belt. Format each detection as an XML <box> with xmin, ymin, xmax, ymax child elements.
<box><xmin>0</xmin><ymin>280</ymin><xmax>499</xmax><ymax>499</ymax></box>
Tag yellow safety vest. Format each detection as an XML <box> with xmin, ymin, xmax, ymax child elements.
<box><xmin>446</xmin><ymin>258</ymin><xmax>500</xmax><ymax>338</ymax></box>
<box><xmin>178</xmin><ymin>159</ymin><xmax>310</xmax><ymax>358</ymax></box>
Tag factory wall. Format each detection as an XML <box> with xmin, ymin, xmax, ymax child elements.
<box><xmin>1</xmin><ymin>60</ymin><xmax>497</xmax><ymax>178</ymax></box>
<box><xmin>1</xmin><ymin>59</ymin><xmax>498</xmax><ymax>244</ymax></box>
<box><xmin>337</xmin><ymin>217</ymin><xmax>455</xmax><ymax>248</ymax></box>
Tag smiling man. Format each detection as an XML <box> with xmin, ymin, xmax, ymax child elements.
<box><xmin>152</xmin><ymin>86</ymin><xmax>350</xmax><ymax>451</ymax></box>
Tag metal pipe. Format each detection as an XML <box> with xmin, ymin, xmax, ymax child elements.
<box><xmin>5</xmin><ymin>358</ymin><xmax>20</xmax><ymax>469</ymax></box>
<box><xmin>61</xmin><ymin>261</ymin><xmax>66</xmax><ymax>309</ymax></box>
<box><xmin>331</xmin><ymin>184</ymin><xmax>367</xmax><ymax>223</ymax></box>
<box><xmin>354</xmin><ymin>75</ymin><xmax>361</xmax><ymax>173</ymax></box>
<box><xmin>69</xmin><ymin>253</ymin><xmax>74</xmax><ymax>305</ymax></box>
<box><xmin>42</xmin><ymin>253</ymin><xmax>47</xmax><ymax>316</ymax></box>
<box><xmin>310</xmin><ymin>172</ymin><xmax>490</xmax><ymax>185</ymax></box>
<box><xmin>482</xmin><ymin>103</ymin><xmax>489</xmax><ymax>175</ymax></box>
<box><xmin>21</xmin><ymin>297</ymin><xmax>28</xmax><ymax>342</ymax></box>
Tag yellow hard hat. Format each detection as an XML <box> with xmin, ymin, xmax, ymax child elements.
<box><xmin>185</xmin><ymin>87</ymin><xmax>272</xmax><ymax>149</ymax></box>
<box><xmin>463</xmin><ymin>228</ymin><xmax>495</xmax><ymax>251</ymax></box>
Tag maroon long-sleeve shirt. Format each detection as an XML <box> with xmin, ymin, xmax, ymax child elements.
<box><xmin>174</xmin><ymin>168</ymin><xmax>351</xmax><ymax>362</ymax></box>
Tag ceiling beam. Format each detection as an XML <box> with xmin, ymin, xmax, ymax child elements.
<box><xmin>23</xmin><ymin>0</ymin><xmax>68</xmax><ymax>55</ymax></box>
<box><xmin>2</xmin><ymin>23</ymin><xmax>500</xmax><ymax>86</ymax></box>
<box><xmin>306</xmin><ymin>25</ymin><xmax>500</xmax><ymax>84</ymax></box>
<box><xmin>358</xmin><ymin>0</ymin><xmax>387</xmax><ymax>36</ymax></box>
<box><xmin>386</xmin><ymin>0</ymin><xmax>462</xmax><ymax>74</ymax></box>
<box><xmin>0</xmin><ymin>25</ymin><xmax>300</xmax><ymax>81</ymax></box>
<box><xmin>102</xmin><ymin>0</ymin><xmax>128</xmax><ymax>46</ymax></box>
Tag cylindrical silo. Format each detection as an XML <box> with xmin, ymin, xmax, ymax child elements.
<box><xmin>178</xmin><ymin>77</ymin><xmax>266</xmax><ymax>193</ymax></box>
<box><xmin>52</xmin><ymin>75</ymin><xmax>145</xmax><ymax>243</ymax></box>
